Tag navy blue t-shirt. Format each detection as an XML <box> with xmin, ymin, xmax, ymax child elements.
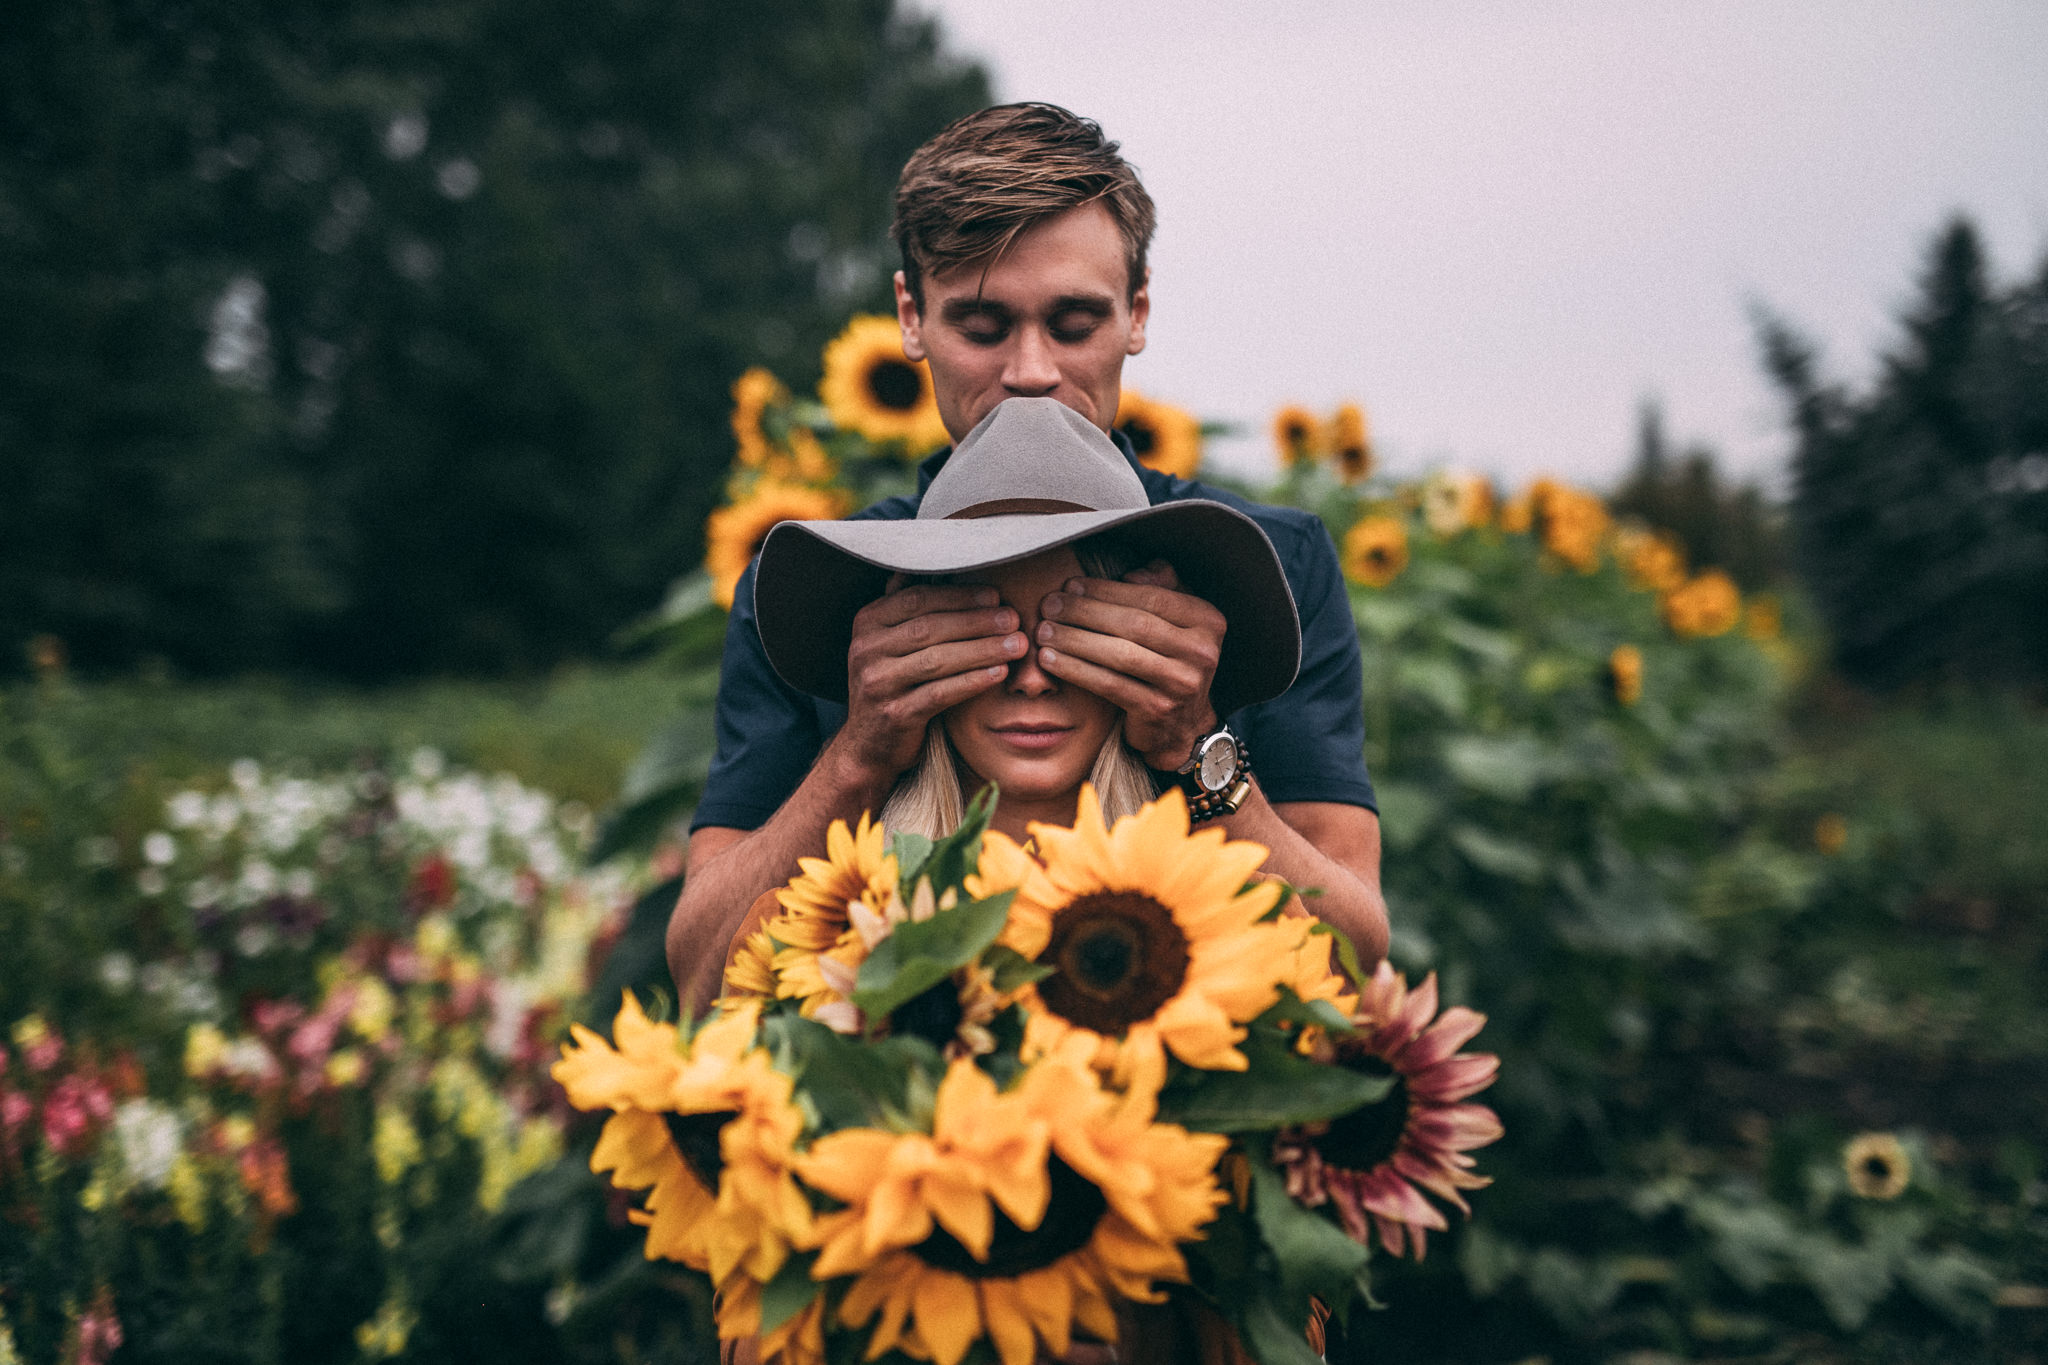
<box><xmin>691</xmin><ymin>432</ymin><xmax>1377</xmax><ymax>832</ymax></box>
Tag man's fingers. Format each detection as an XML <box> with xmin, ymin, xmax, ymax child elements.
<box><xmin>1034</xmin><ymin>625</ymin><xmax>1208</xmax><ymax>701</ymax></box>
<box><xmin>858</xmin><ymin>581</ymin><xmax>1001</xmax><ymax>630</ymax></box>
<box><xmin>1049</xmin><ymin>575</ymin><xmax>1224</xmax><ymax>633</ymax></box>
<box><xmin>856</xmin><ymin>633</ymin><xmax>1026</xmax><ymax>696</ymax></box>
<box><xmin>857</xmin><ymin>603</ymin><xmax>1020</xmax><ymax>658</ymax></box>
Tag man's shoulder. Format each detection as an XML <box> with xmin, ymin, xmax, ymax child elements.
<box><xmin>1141</xmin><ymin>470</ymin><xmax>1333</xmax><ymax>553</ymax></box>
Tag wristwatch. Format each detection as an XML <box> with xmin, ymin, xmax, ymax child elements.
<box><xmin>1175</xmin><ymin>724</ymin><xmax>1253</xmax><ymax>823</ymax></box>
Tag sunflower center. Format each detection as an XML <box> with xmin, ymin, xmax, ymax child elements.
<box><xmin>1309</xmin><ymin>1059</ymin><xmax>1409</xmax><ymax>1172</ymax></box>
<box><xmin>865</xmin><ymin>359</ymin><xmax>924</xmax><ymax>412</ymax></box>
<box><xmin>1121</xmin><ymin>418</ymin><xmax>1158</xmax><ymax>456</ymax></box>
<box><xmin>891</xmin><ymin>977</ymin><xmax>964</xmax><ymax>1050</ymax></box>
<box><xmin>662</xmin><ymin>1110</ymin><xmax>732</xmax><ymax>1188</ymax></box>
<box><xmin>1037</xmin><ymin>892</ymin><xmax>1190</xmax><ymax>1035</ymax></box>
<box><xmin>1861</xmin><ymin>1155</ymin><xmax>1893</xmax><ymax>1182</ymax></box>
<box><xmin>910</xmin><ymin>1156</ymin><xmax>1107</xmax><ymax>1279</ymax></box>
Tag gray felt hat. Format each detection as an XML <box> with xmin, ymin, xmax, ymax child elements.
<box><xmin>752</xmin><ymin>397</ymin><xmax>1302</xmax><ymax>714</ymax></box>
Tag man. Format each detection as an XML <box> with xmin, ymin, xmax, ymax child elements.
<box><xmin>668</xmin><ymin>103</ymin><xmax>1387</xmax><ymax>1008</ymax></box>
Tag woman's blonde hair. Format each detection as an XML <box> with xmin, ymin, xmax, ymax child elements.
<box><xmin>879</xmin><ymin>536</ymin><xmax>1160</xmax><ymax>840</ymax></box>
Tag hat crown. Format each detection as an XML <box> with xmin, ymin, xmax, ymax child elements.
<box><xmin>919</xmin><ymin>398</ymin><xmax>1145</xmax><ymax>520</ymax></box>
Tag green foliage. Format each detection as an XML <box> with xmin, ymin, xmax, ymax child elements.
<box><xmin>1760</xmin><ymin>217</ymin><xmax>2048</xmax><ymax>689</ymax></box>
<box><xmin>0</xmin><ymin>0</ymin><xmax>989</xmax><ymax>678</ymax></box>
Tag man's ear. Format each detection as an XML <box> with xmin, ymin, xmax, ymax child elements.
<box><xmin>1126</xmin><ymin>268</ymin><xmax>1151</xmax><ymax>357</ymax></box>
<box><xmin>893</xmin><ymin>271</ymin><xmax>927</xmax><ymax>362</ymax></box>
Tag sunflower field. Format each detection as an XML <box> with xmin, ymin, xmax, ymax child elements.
<box><xmin>3</xmin><ymin>315</ymin><xmax>2043</xmax><ymax>1363</ymax></box>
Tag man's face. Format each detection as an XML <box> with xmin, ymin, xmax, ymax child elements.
<box><xmin>896</xmin><ymin>202</ymin><xmax>1150</xmax><ymax>442</ymax></box>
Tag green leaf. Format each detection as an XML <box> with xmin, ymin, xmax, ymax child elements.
<box><xmin>918</xmin><ymin>783</ymin><xmax>997</xmax><ymax>897</ymax></box>
<box><xmin>1249</xmin><ymin>1146</ymin><xmax>1370</xmax><ymax>1312</ymax></box>
<box><xmin>1157</xmin><ymin>1027</ymin><xmax>1394</xmax><ymax>1131</ymax></box>
<box><xmin>1256</xmin><ymin>985</ymin><xmax>1356</xmax><ymax>1037</ymax></box>
<box><xmin>1448</xmin><ymin>824</ymin><xmax>1547</xmax><ymax>882</ymax></box>
<box><xmin>1308</xmin><ymin>922</ymin><xmax>1371</xmax><ymax>996</ymax></box>
<box><xmin>851</xmin><ymin>889</ymin><xmax>1015</xmax><ymax>1023</ymax></box>
<box><xmin>1370</xmin><ymin>781</ymin><xmax>1440</xmax><ymax>853</ymax></box>
<box><xmin>888</xmin><ymin>831</ymin><xmax>934</xmax><ymax>889</ymax></box>
<box><xmin>982</xmin><ymin>944</ymin><xmax>1054</xmax><ymax>993</ymax></box>
<box><xmin>1236</xmin><ymin>1286</ymin><xmax>1328</xmax><ymax>1365</ymax></box>
<box><xmin>1441</xmin><ymin>734</ymin><xmax>1549</xmax><ymax>800</ymax></box>
<box><xmin>756</xmin><ymin>1250</ymin><xmax>822</xmax><ymax>1334</ymax></box>
<box><xmin>758</xmin><ymin>1015</ymin><xmax>941</xmax><ymax>1131</ymax></box>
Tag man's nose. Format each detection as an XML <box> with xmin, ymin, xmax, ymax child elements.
<box><xmin>1001</xmin><ymin>327</ymin><xmax>1060</xmax><ymax>395</ymax></box>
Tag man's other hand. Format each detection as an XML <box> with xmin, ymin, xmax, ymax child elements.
<box><xmin>837</xmin><ymin>576</ymin><xmax>1024</xmax><ymax>782</ymax></box>
<box><xmin>1033</xmin><ymin>560</ymin><xmax>1224</xmax><ymax>770</ymax></box>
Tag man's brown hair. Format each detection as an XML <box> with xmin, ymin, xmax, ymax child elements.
<box><xmin>892</xmin><ymin>103</ymin><xmax>1156</xmax><ymax>310</ymax></box>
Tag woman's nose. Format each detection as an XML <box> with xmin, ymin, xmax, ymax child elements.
<box><xmin>1007</xmin><ymin>646</ymin><xmax>1057</xmax><ymax>696</ymax></box>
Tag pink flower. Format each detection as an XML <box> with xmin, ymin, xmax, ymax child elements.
<box><xmin>1</xmin><ymin>1088</ymin><xmax>31</xmax><ymax>1133</ymax></box>
<box><xmin>41</xmin><ymin>1074</ymin><xmax>114</xmax><ymax>1157</ymax></box>
<box><xmin>251</xmin><ymin>998</ymin><xmax>306</xmax><ymax>1036</ymax></box>
<box><xmin>75</xmin><ymin>1287</ymin><xmax>124</xmax><ymax>1365</ymax></box>
<box><xmin>1274</xmin><ymin>962</ymin><xmax>1504</xmax><ymax>1261</ymax></box>
<box><xmin>25</xmin><ymin>1030</ymin><xmax>64</xmax><ymax>1073</ymax></box>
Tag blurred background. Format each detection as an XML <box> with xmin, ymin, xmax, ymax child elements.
<box><xmin>2</xmin><ymin>2</ymin><xmax>2045</xmax><ymax>1363</ymax></box>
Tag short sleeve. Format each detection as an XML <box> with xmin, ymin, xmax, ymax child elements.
<box><xmin>690</xmin><ymin>557</ymin><xmax>824</xmax><ymax>832</ymax></box>
<box><xmin>1229</xmin><ymin>515</ymin><xmax>1377</xmax><ymax>811</ymax></box>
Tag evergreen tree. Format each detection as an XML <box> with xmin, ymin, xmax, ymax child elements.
<box><xmin>1759</xmin><ymin>218</ymin><xmax>2048</xmax><ymax>689</ymax></box>
<box><xmin>1610</xmin><ymin>400</ymin><xmax>1788</xmax><ymax>590</ymax></box>
<box><xmin>1</xmin><ymin>0</ymin><xmax>989</xmax><ymax>677</ymax></box>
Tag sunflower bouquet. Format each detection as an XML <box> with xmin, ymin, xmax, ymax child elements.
<box><xmin>554</xmin><ymin>787</ymin><xmax>1501</xmax><ymax>1365</ymax></box>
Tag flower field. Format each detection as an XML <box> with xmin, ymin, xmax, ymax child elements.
<box><xmin>4</xmin><ymin>331</ymin><xmax>2044</xmax><ymax>1362</ymax></box>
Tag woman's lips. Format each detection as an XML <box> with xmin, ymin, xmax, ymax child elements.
<box><xmin>988</xmin><ymin>724</ymin><xmax>1075</xmax><ymax>752</ymax></box>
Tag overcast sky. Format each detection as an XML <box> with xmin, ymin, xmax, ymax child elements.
<box><xmin>910</xmin><ymin>1</ymin><xmax>2048</xmax><ymax>489</ymax></box>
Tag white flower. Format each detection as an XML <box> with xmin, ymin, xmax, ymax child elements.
<box><xmin>143</xmin><ymin>831</ymin><xmax>177</xmax><ymax>866</ymax></box>
<box><xmin>98</xmin><ymin>953</ymin><xmax>137</xmax><ymax>991</ymax></box>
<box><xmin>221</xmin><ymin>1038</ymin><xmax>279</xmax><ymax>1081</ymax></box>
<box><xmin>167</xmin><ymin>791</ymin><xmax>209</xmax><ymax>829</ymax></box>
<box><xmin>184</xmin><ymin>876</ymin><xmax>223</xmax><ymax>910</ymax></box>
<box><xmin>113</xmin><ymin>1099</ymin><xmax>185</xmax><ymax>1189</ymax></box>
<box><xmin>285</xmin><ymin>867</ymin><xmax>317</xmax><ymax>898</ymax></box>
<box><xmin>230</xmin><ymin>758</ymin><xmax>262</xmax><ymax>791</ymax></box>
<box><xmin>410</xmin><ymin>747</ymin><xmax>446</xmax><ymax>780</ymax></box>
<box><xmin>138</xmin><ymin>867</ymin><xmax>168</xmax><ymax>897</ymax></box>
<box><xmin>235</xmin><ymin>924</ymin><xmax>276</xmax><ymax>958</ymax></box>
<box><xmin>239</xmin><ymin>859</ymin><xmax>279</xmax><ymax>900</ymax></box>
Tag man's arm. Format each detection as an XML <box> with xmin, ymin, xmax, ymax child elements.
<box><xmin>1034</xmin><ymin>562</ymin><xmax>1390</xmax><ymax>965</ymax></box>
<box><xmin>666</xmin><ymin>581</ymin><xmax>1025</xmax><ymax>1009</ymax></box>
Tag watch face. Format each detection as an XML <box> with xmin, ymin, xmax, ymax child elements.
<box><xmin>1197</xmin><ymin>733</ymin><xmax>1238</xmax><ymax>792</ymax></box>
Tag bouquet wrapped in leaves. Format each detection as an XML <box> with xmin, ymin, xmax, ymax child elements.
<box><xmin>554</xmin><ymin>787</ymin><xmax>1502</xmax><ymax>1365</ymax></box>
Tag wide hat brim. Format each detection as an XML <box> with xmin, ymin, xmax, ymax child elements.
<box><xmin>754</xmin><ymin>500</ymin><xmax>1302</xmax><ymax>716</ymax></box>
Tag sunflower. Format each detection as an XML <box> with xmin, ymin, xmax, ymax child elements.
<box><xmin>731</xmin><ymin>367</ymin><xmax>787</xmax><ymax>468</ymax></box>
<box><xmin>1272</xmin><ymin>962</ymin><xmax>1503</xmax><ymax>1260</ymax></box>
<box><xmin>1271</xmin><ymin>404</ymin><xmax>1324</xmax><ymax>467</ymax></box>
<box><xmin>552</xmin><ymin>994</ymin><xmax>811</xmax><ymax>1285</ymax></box>
<box><xmin>1606</xmin><ymin>644</ymin><xmax>1643</xmax><ymax>706</ymax></box>
<box><xmin>716</xmin><ymin>1278</ymin><xmax>827</xmax><ymax>1365</ymax></box>
<box><xmin>801</xmin><ymin>1045</ymin><xmax>1227</xmax><ymax>1365</ymax></box>
<box><xmin>748</xmin><ymin>812</ymin><xmax>898</xmax><ymax>1016</ymax></box>
<box><xmin>1613</xmin><ymin>524</ymin><xmax>1688</xmax><ymax>594</ymax></box>
<box><xmin>1115</xmin><ymin>389</ymin><xmax>1202</xmax><ymax>479</ymax></box>
<box><xmin>1498</xmin><ymin>485</ymin><xmax>1536</xmax><ymax>534</ymax></box>
<box><xmin>1003</xmin><ymin>787</ymin><xmax>1307</xmax><ymax>1091</ymax></box>
<box><xmin>1342</xmin><ymin>515</ymin><xmax>1409</xmax><ymax>588</ymax></box>
<box><xmin>1843</xmin><ymin>1132</ymin><xmax>1910</xmax><ymax>1200</ymax></box>
<box><xmin>1661</xmin><ymin>569</ymin><xmax>1742</xmax><ymax>638</ymax></box>
<box><xmin>800</xmin><ymin>877</ymin><xmax>1009</xmax><ymax>1057</ymax></box>
<box><xmin>1814</xmin><ymin>812</ymin><xmax>1848</xmax><ymax>856</ymax></box>
<box><xmin>819</xmin><ymin>314</ymin><xmax>948</xmax><ymax>455</ymax></box>
<box><xmin>1330</xmin><ymin>402</ymin><xmax>1374</xmax><ymax>482</ymax></box>
<box><xmin>1421</xmin><ymin>471</ymin><xmax>1495</xmax><ymax>537</ymax></box>
<box><xmin>705</xmin><ymin>482</ymin><xmax>851</xmax><ymax>610</ymax></box>
<box><xmin>1536</xmin><ymin>482</ymin><xmax>1609</xmax><ymax>573</ymax></box>
<box><xmin>1744</xmin><ymin>593</ymin><xmax>1783</xmax><ymax>641</ymax></box>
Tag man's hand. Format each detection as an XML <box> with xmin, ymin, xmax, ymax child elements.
<box><xmin>1034</xmin><ymin>560</ymin><xmax>1225</xmax><ymax>770</ymax></box>
<box><xmin>836</xmin><ymin>576</ymin><xmax>1025</xmax><ymax>782</ymax></box>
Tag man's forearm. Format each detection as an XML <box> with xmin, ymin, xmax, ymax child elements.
<box><xmin>665</xmin><ymin>735</ymin><xmax>900</xmax><ymax>1010</ymax></box>
<box><xmin>1222</xmin><ymin>791</ymin><xmax>1390</xmax><ymax>967</ymax></box>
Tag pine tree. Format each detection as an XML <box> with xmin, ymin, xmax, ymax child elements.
<box><xmin>1760</xmin><ymin>218</ymin><xmax>2048</xmax><ymax>689</ymax></box>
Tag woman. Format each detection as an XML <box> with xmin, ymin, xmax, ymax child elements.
<box><xmin>721</xmin><ymin>399</ymin><xmax>1338</xmax><ymax>1363</ymax></box>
